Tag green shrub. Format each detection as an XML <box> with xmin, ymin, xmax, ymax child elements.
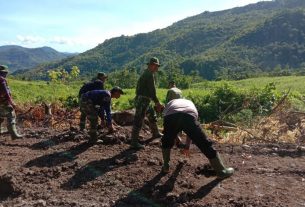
<box><xmin>61</xmin><ymin>96</ymin><xmax>79</xmax><ymax>109</ymax></box>
<box><xmin>187</xmin><ymin>83</ymin><xmax>245</xmax><ymax>122</ymax></box>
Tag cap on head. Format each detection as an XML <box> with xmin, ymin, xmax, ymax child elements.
<box><xmin>0</xmin><ymin>65</ymin><xmax>9</xmax><ymax>74</ymax></box>
<box><xmin>97</xmin><ymin>72</ymin><xmax>107</xmax><ymax>79</ymax></box>
<box><xmin>110</xmin><ymin>86</ymin><xmax>124</xmax><ymax>95</ymax></box>
<box><xmin>147</xmin><ymin>57</ymin><xmax>160</xmax><ymax>66</ymax></box>
<box><xmin>169</xmin><ymin>80</ymin><xmax>175</xmax><ymax>85</ymax></box>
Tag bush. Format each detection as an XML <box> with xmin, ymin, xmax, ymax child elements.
<box><xmin>187</xmin><ymin>82</ymin><xmax>279</xmax><ymax>123</ymax></box>
<box><xmin>61</xmin><ymin>96</ymin><xmax>79</xmax><ymax>109</ymax></box>
<box><xmin>227</xmin><ymin>109</ymin><xmax>254</xmax><ymax>127</ymax></box>
<box><xmin>187</xmin><ymin>83</ymin><xmax>245</xmax><ymax>122</ymax></box>
<box><xmin>247</xmin><ymin>82</ymin><xmax>277</xmax><ymax>115</ymax></box>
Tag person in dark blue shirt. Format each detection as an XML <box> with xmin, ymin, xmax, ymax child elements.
<box><xmin>79</xmin><ymin>72</ymin><xmax>107</xmax><ymax>130</ymax></box>
<box><xmin>80</xmin><ymin>87</ymin><xmax>124</xmax><ymax>142</ymax></box>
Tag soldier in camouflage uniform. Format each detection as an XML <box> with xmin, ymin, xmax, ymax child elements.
<box><xmin>130</xmin><ymin>57</ymin><xmax>164</xmax><ymax>149</ymax></box>
<box><xmin>165</xmin><ymin>80</ymin><xmax>182</xmax><ymax>103</ymax></box>
<box><xmin>78</xmin><ymin>72</ymin><xmax>107</xmax><ymax>131</ymax></box>
<box><xmin>80</xmin><ymin>87</ymin><xmax>124</xmax><ymax>143</ymax></box>
<box><xmin>0</xmin><ymin>65</ymin><xmax>23</xmax><ymax>139</ymax></box>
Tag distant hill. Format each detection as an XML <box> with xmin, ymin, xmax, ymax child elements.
<box><xmin>16</xmin><ymin>0</ymin><xmax>305</xmax><ymax>80</ymax></box>
<box><xmin>0</xmin><ymin>45</ymin><xmax>76</xmax><ymax>72</ymax></box>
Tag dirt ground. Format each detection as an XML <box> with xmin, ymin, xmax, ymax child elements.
<box><xmin>1</xmin><ymin>122</ymin><xmax>305</xmax><ymax>207</ymax></box>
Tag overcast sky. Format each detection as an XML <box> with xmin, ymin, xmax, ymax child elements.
<box><xmin>0</xmin><ymin>0</ymin><xmax>264</xmax><ymax>53</ymax></box>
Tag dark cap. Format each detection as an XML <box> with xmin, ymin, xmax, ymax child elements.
<box><xmin>146</xmin><ymin>57</ymin><xmax>160</xmax><ymax>66</ymax></box>
<box><xmin>110</xmin><ymin>86</ymin><xmax>124</xmax><ymax>95</ymax></box>
<box><xmin>169</xmin><ymin>80</ymin><xmax>175</xmax><ymax>85</ymax></box>
<box><xmin>97</xmin><ymin>72</ymin><xmax>107</xmax><ymax>79</ymax></box>
<box><xmin>0</xmin><ymin>65</ymin><xmax>9</xmax><ymax>73</ymax></box>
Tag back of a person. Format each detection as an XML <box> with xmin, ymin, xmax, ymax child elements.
<box><xmin>166</xmin><ymin>87</ymin><xmax>182</xmax><ymax>103</ymax></box>
<box><xmin>136</xmin><ymin>69</ymin><xmax>153</xmax><ymax>97</ymax></box>
<box><xmin>163</xmin><ymin>99</ymin><xmax>198</xmax><ymax>119</ymax></box>
<box><xmin>0</xmin><ymin>76</ymin><xmax>9</xmax><ymax>104</ymax></box>
<box><xmin>79</xmin><ymin>80</ymin><xmax>104</xmax><ymax>97</ymax></box>
<box><xmin>170</xmin><ymin>87</ymin><xmax>182</xmax><ymax>95</ymax></box>
<box><xmin>83</xmin><ymin>90</ymin><xmax>110</xmax><ymax>105</ymax></box>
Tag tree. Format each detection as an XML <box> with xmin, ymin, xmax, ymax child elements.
<box><xmin>47</xmin><ymin>65</ymin><xmax>80</xmax><ymax>83</ymax></box>
<box><xmin>70</xmin><ymin>66</ymin><xmax>80</xmax><ymax>79</ymax></box>
<box><xmin>47</xmin><ymin>70</ymin><xmax>62</xmax><ymax>82</ymax></box>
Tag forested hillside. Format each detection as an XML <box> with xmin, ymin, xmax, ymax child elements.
<box><xmin>15</xmin><ymin>0</ymin><xmax>305</xmax><ymax>80</ymax></box>
<box><xmin>0</xmin><ymin>45</ymin><xmax>76</xmax><ymax>72</ymax></box>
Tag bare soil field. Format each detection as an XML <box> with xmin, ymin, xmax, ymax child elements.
<box><xmin>0</xmin><ymin>108</ymin><xmax>305</xmax><ymax>206</ymax></box>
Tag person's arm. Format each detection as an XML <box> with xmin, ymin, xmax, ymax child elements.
<box><xmin>103</xmin><ymin>101</ymin><xmax>114</xmax><ymax>132</ymax></box>
<box><xmin>185</xmin><ymin>136</ymin><xmax>192</xmax><ymax>150</ymax></box>
<box><xmin>100</xmin><ymin>81</ymin><xmax>105</xmax><ymax>90</ymax></box>
<box><xmin>165</xmin><ymin>90</ymin><xmax>170</xmax><ymax>104</ymax></box>
<box><xmin>147</xmin><ymin>73</ymin><xmax>159</xmax><ymax>104</ymax></box>
<box><xmin>96</xmin><ymin>80</ymin><xmax>105</xmax><ymax>90</ymax></box>
<box><xmin>0</xmin><ymin>79</ymin><xmax>14</xmax><ymax>106</ymax></box>
<box><xmin>166</xmin><ymin>89</ymin><xmax>176</xmax><ymax>104</ymax></box>
<box><xmin>98</xmin><ymin>107</ymin><xmax>106</xmax><ymax>127</ymax></box>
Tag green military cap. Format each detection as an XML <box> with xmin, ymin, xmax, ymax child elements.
<box><xmin>0</xmin><ymin>65</ymin><xmax>9</xmax><ymax>73</ymax></box>
<box><xmin>147</xmin><ymin>57</ymin><xmax>160</xmax><ymax>66</ymax></box>
<box><xmin>97</xmin><ymin>72</ymin><xmax>107</xmax><ymax>79</ymax></box>
<box><xmin>110</xmin><ymin>86</ymin><xmax>125</xmax><ymax>95</ymax></box>
<box><xmin>169</xmin><ymin>80</ymin><xmax>175</xmax><ymax>85</ymax></box>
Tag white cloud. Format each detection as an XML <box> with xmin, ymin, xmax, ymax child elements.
<box><xmin>50</xmin><ymin>36</ymin><xmax>76</xmax><ymax>45</ymax></box>
<box><xmin>16</xmin><ymin>35</ymin><xmax>45</xmax><ymax>44</ymax></box>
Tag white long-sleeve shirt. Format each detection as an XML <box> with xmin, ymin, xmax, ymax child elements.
<box><xmin>163</xmin><ymin>99</ymin><xmax>198</xmax><ymax>120</ymax></box>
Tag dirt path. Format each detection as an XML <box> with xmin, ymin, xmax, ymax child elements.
<box><xmin>0</xmin><ymin>127</ymin><xmax>305</xmax><ymax>207</ymax></box>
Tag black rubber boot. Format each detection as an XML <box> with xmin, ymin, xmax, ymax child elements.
<box><xmin>0</xmin><ymin>118</ymin><xmax>3</xmax><ymax>134</ymax></box>
<box><xmin>88</xmin><ymin>131</ymin><xmax>97</xmax><ymax>143</ymax></box>
<box><xmin>8</xmin><ymin>123</ymin><xmax>23</xmax><ymax>139</ymax></box>
<box><xmin>209</xmin><ymin>153</ymin><xmax>234</xmax><ymax>179</ymax></box>
<box><xmin>130</xmin><ymin>127</ymin><xmax>144</xmax><ymax>149</ymax></box>
<box><xmin>162</xmin><ymin>148</ymin><xmax>171</xmax><ymax>174</ymax></box>
<box><xmin>149</xmin><ymin>121</ymin><xmax>163</xmax><ymax>139</ymax></box>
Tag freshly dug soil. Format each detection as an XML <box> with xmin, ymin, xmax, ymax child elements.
<box><xmin>0</xmin><ymin>125</ymin><xmax>304</xmax><ymax>207</ymax></box>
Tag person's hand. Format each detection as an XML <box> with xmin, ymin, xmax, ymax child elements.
<box><xmin>154</xmin><ymin>102</ymin><xmax>164</xmax><ymax>113</ymax></box>
<box><xmin>180</xmin><ymin>148</ymin><xmax>190</xmax><ymax>157</ymax></box>
<box><xmin>107</xmin><ymin>124</ymin><xmax>115</xmax><ymax>133</ymax></box>
<box><xmin>10</xmin><ymin>102</ymin><xmax>17</xmax><ymax>108</ymax></box>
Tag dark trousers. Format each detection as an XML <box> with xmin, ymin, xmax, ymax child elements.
<box><xmin>162</xmin><ymin>113</ymin><xmax>217</xmax><ymax>159</ymax></box>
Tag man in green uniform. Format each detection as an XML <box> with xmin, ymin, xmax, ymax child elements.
<box><xmin>130</xmin><ymin>57</ymin><xmax>164</xmax><ymax>149</ymax></box>
<box><xmin>0</xmin><ymin>65</ymin><xmax>23</xmax><ymax>139</ymax></box>
<box><xmin>165</xmin><ymin>80</ymin><xmax>182</xmax><ymax>103</ymax></box>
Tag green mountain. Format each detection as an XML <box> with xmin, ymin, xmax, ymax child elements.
<box><xmin>16</xmin><ymin>0</ymin><xmax>305</xmax><ymax>80</ymax></box>
<box><xmin>0</xmin><ymin>45</ymin><xmax>76</xmax><ymax>72</ymax></box>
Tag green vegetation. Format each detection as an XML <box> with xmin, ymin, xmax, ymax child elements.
<box><xmin>193</xmin><ymin>76</ymin><xmax>305</xmax><ymax>94</ymax></box>
<box><xmin>9</xmin><ymin>79</ymin><xmax>80</xmax><ymax>103</ymax></box>
<box><xmin>14</xmin><ymin>0</ymin><xmax>305</xmax><ymax>82</ymax></box>
<box><xmin>9</xmin><ymin>75</ymin><xmax>305</xmax><ymax>125</ymax></box>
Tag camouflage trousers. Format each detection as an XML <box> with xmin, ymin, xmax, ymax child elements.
<box><xmin>79</xmin><ymin>98</ymin><xmax>98</xmax><ymax>134</ymax></box>
<box><xmin>132</xmin><ymin>96</ymin><xmax>157</xmax><ymax>130</ymax></box>
<box><xmin>0</xmin><ymin>104</ymin><xmax>16</xmax><ymax>126</ymax></box>
<box><xmin>79</xmin><ymin>96</ymin><xmax>86</xmax><ymax>129</ymax></box>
